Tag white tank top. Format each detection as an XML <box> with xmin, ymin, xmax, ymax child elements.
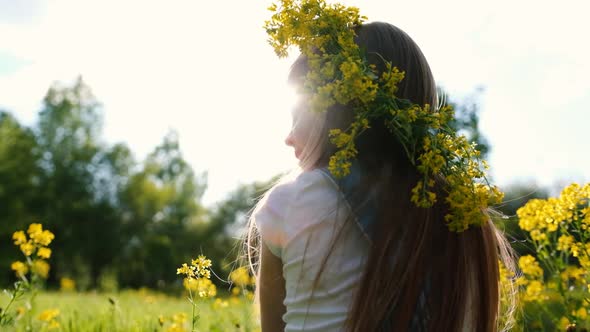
<box><xmin>254</xmin><ymin>169</ymin><xmax>370</xmax><ymax>331</ymax></box>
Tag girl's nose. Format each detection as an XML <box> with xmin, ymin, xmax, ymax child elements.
<box><xmin>285</xmin><ymin>131</ymin><xmax>294</xmax><ymax>147</ymax></box>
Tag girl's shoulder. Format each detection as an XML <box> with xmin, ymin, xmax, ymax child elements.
<box><xmin>265</xmin><ymin>168</ymin><xmax>340</xmax><ymax>217</ymax></box>
<box><xmin>253</xmin><ymin>168</ymin><xmax>344</xmax><ymax>257</ymax></box>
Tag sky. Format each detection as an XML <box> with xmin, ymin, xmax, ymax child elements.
<box><xmin>1</xmin><ymin>0</ymin><xmax>589</xmax><ymax>206</ymax></box>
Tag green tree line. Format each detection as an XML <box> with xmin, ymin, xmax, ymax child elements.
<box><xmin>0</xmin><ymin>77</ymin><xmax>277</xmax><ymax>291</ymax></box>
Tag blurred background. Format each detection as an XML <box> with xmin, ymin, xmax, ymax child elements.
<box><xmin>1</xmin><ymin>0</ymin><xmax>589</xmax><ymax>290</ymax></box>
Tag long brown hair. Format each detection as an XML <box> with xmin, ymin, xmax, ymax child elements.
<box><xmin>286</xmin><ymin>22</ymin><xmax>516</xmax><ymax>331</ymax></box>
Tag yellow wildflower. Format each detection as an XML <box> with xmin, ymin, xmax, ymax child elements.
<box><xmin>12</xmin><ymin>230</ymin><xmax>27</xmax><ymax>245</ymax></box>
<box><xmin>60</xmin><ymin>277</ymin><xmax>76</xmax><ymax>291</ymax></box>
<box><xmin>37</xmin><ymin>247</ymin><xmax>52</xmax><ymax>259</ymax></box>
<box><xmin>557</xmin><ymin>235</ymin><xmax>574</xmax><ymax>252</ymax></box>
<box><xmin>213</xmin><ymin>298</ymin><xmax>229</xmax><ymax>309</ymax></box>
<box><xmin>11</xmin><ymin>261</ymin><xmax>28</xmax><ymax>277</ymax></box>
<box><xmin>523</xmin><ymin>280</ymin><xmax>546</xmax><ymax>302</ymax></box>
<box><xmin>37</xmin><ymin>309</ymin><xmax>60</xmax><ymax>322</ymax></box>
<box><xmin>166</xmin><ymin>324</ymin><xmax>187</xmax><ymax>332</ymax></box>
<box><xmin>518</xmin><ymin>255</ymin><xmax>544</xmax><ymax>278</ymax></box>
<box><xmin>530</xmin><ymin>229</ymin><xmax>547</xmax><ymax>242</ymax></box>
<box><xmin>34</xmin><ymin>230</ymin><xmax>55</xmax><ymax>246</ymax></box>
<box><xmin>183</xmin><ymin>278</ymin><xmax>216</xmax><ymax>298</ymax></box>
<box><xmin>559</xmin><ymin>317</ymin><xmax>571</xmax><ymax>330</ymax></box>
<box><xmin>574</xmin><ymin>307</ymin><xmax>587</xmax><ymax>320</ymax></box>
<box><xmin>16</xmin><ymin>306</ymin><xmax>26</xmax><ymax>317</ymax></box>
<box><xmin>20</xmin><ymin>241</ymin><xmax>35</xmax><ymax>256</ymax></box>
<box><xmin>176</xmin><ymin>263</ymin><xmax>192</xmax><ymax>278</ymax></box>
<box><xmin>32</xmin><ymin>259</ymin><xmax>50</xmax><ymax>279</ymax></box>
<box><xmin>48</xmin><ymin>320</ymin><xmax>60</xmax><ymax>330</ymax></box>
<box><xmin>230</xmin><ymin>267</ymin><xmax>252</xmax><ymax>287</ymax></box>
<box><xmin>172</xmin><ymin>312</ymin><xmax>187</xmax><ymax>324</ymax></box>
<box><xmin>27</xmin><ymin>223</ymin><xmax>43</xmax><ymax>236</ymax></box>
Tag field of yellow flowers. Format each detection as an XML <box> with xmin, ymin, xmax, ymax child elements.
<box><xmin>0</xmin><ymin>290</ymin><xmax>258</xmax><ymax>332</ymax></box>
<box><xmin>0</xmin><ymin>223</ymin><xmax>259</xmax><ymax>332</ymax></box>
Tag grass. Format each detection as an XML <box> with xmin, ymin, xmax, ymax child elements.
<box><xmin>0</xmin><ymin>289</ymin><xmax>259</xmax><ymax>332</ymax></box>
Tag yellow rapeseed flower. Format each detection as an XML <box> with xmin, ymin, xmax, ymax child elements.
<box><xmin>172</xmin><ymin>312</ymin><xmax>187</xmax><ymax>324</ymax></box>
<box><xmin>11</xmin><ymin>261</ymin><xmax>28</xmax><ymax>277</ymax></box>
<box><xmin>213</xmin><ymin>298</ymin><xmax>229</xmax><ymax>309</ymax></box>
<box><xmin>183</xmin><ymin>278</ymin><xmax>216</xmax><ymax>298</ymax></box>
<box><xmin>16</xmin><ymin>306</ymin><xmax>26</xmax><ymax>317</ymax></box>
<box><xmin>176</xmin><ymin>263</ymin><xmax>192</xmax><ymax>278</ymax></box>
<box><xmin>557</xmin><ymin>235</ymin><xmax>574</xmax><ymax>252</ymax></box>
<box><xmin>19</xmin><ymin>241</ymin><xmax>35</xmax><ymax>256</ymax></box>
<box><xmin>34</xmin><ymin>230</ymin><xmax>55</xmax><ymax>246</ymax></box>
<box><xmin>37</xmin><ymin>309</ymin><xmax>60</xmax><ymax>322</ymax></box>
<box><xmin>230</xmin><ymin>267</ymin><xmax>252</xmax><ymax>287</ymax></box>
<box><xmin>48</xmin><ymin>320</ymin><xmax>60</xmax><ymax>330</ymax></box>
<box><xmin>12</xmin><ymin>230</ymin><xmax>27</xmax><ymax>245</ymax></box>
<box><xmin>523</xmin><ymin>280</ymin><xmax>546</xmax><ymax>302</ymax></box>
<box><xmin>27</xmin><ymin>223</ymin><xmax>43</xmax><ymax>235</ymax></box>
<box><xmin>37</xmin><ymin>247</ymin><xmax>52</xmax><ymax>259</ymax></box>
<box><xmin>60</xmin><ymin>277</ymin><xmax>76</xmax><ymax>291</ymax></box>
<box><xmin>165</xmin><ymin>324</ymin><xmax>187</xmax><ymax>332</ymax></box>
<box><xmin>519</xmin><ymin>255</ymin><xmax>544</xmax><ymax>278</ymax></box>
<box><xmin>574</xmin><ymin>307</ymin><xmax>587</xmax><ymax>320</ymax></box>
<box><xmin>32</xmin><ymin>259</ymin><xmax>50</xmax><ymax>279</ymax></box>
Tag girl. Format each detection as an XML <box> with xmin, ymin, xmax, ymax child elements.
<box><xmin>246</xmin><ymin>8</ymin><xmax>515</xmax><ymax>332</ymax></box>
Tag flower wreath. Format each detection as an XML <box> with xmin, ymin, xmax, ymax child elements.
<box><xmin>264</xmin><ymin>0</ymin><xmax>503</xmax><ymax>232</ymax></box>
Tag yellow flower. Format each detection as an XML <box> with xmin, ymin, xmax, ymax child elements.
<box><xmin>20</xmin><ymin>241</ymin><xmax>35</xmax><ymax>256</ymax></box>
<box><xmin>34</xmin><ymin>230</ymin><xmax>55</xmax><ymax>246</ymax></box>
<box><xmin>574</xmin><ymin>307</ymin><xmax>587</xmax><ymax>320</ymax></box>
<box><xmin>37</xmin><ymin>247</ymin><xmax>52</xmax><ymax>259</ymax></box>
<box><xmin>60</xmin><ymin>277</ymin><xmax>76</xmax><ymax>291</ymax></box>
<box><xmin>193</xmin><ymin>255</ymin><xmax>212</xmax><ymax>270</ymax></box>
<box><xmin>530</xmin><ymin>229</ymin><xmax>547</xmax><ymax>242</ymax></box>
<box><xmin>27</xmin><ymin>223</ymin><xmax>43</xmax><ymax>236</ymax></box>
<box><xmin>183</xmin><ymin>278</ymin><xmax>216</xmax><ymax>298</ymax></box>
<box><xmin>32</xmin><ymin>259</ymin><xmax>50</xmax><ymax>279</ymax></box>
<box><xmin>176</xmin><ymin>263</ymin><xmax>192</xmax><ymax>277</ymax></box>
<box><xmin>48</xmin><ymin>320</ymin><xmax>60</xmax><ymax>330</ymax></box>
<box><xmin>37</xmin><ymin>309</ymin><xmax>60</xmax><ymax>322</ymax></box>
<box><xmin>11</xmin><ymin>261</ymin><xmax>29</xmax><ymax>277</ymax></box>
<box><xmin>172</xmin><ymin>312</ymin><xmax>187</xmax><ymax>324</ymax></box>
<box><xmin>230</xmin><ymin>267</ymin><xmax>252</xmax><ymax>287</ymax></box>
<box><xmin>213</xmin><ymin>298</ymin><xmax>229</xmax><ymax>309</ymax></box>
<box><xmin>16</xmin><ymin>306</ymin><xmax>26</xmax><ymax>317</ymax></box>
<box><xmin>518</xmin><ymin>255</ymin><xmax>544</xmax><ymax>278</ymax></box>
<box><xmin>166</xmin><ymin>323</ymin><xmax>187</xmax><ymax>332</ymax></box>
<box><xmin>523</xmin><ymin>280</ymin><xmax>546</xmax><ymax>302</ymax></box>
<box><xmin>12</xmin><ymin>231</ymin><xmax>27</xmax><ymax>245</ymax></box>
<box><xmin>557</xmin><ymin>235</ymin><xmax>574</xmax><ymax>251</ymax></box>
<box><xmin>559</xmin><ymin>317</ymin><xmax>571</xmax><ymax>330</ymax></box>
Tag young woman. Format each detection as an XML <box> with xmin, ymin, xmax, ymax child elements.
<box><xmin>247</xmin><ymin>18</ymin><xmax>515</xmax><ymax>332</ymax></box>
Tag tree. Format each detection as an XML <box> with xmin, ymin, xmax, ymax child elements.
<box><xmin>0</xmin><ymin>111</ymin><xmax>41</xmax><ymax>285</ymax></box>
<box><xmin>34</xmin><ymin>77</ymin><xmax>123</xmax><ymax>288</ymax></box>
<box><xmin>440</xmin><ymin>87</ymin><xmax>491</xmax><ymax>158</ymax></box>
<box><xmin>117</xmin><ymin>131</ymin><xmax>208</xmax><ymax>288</ymax></box>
